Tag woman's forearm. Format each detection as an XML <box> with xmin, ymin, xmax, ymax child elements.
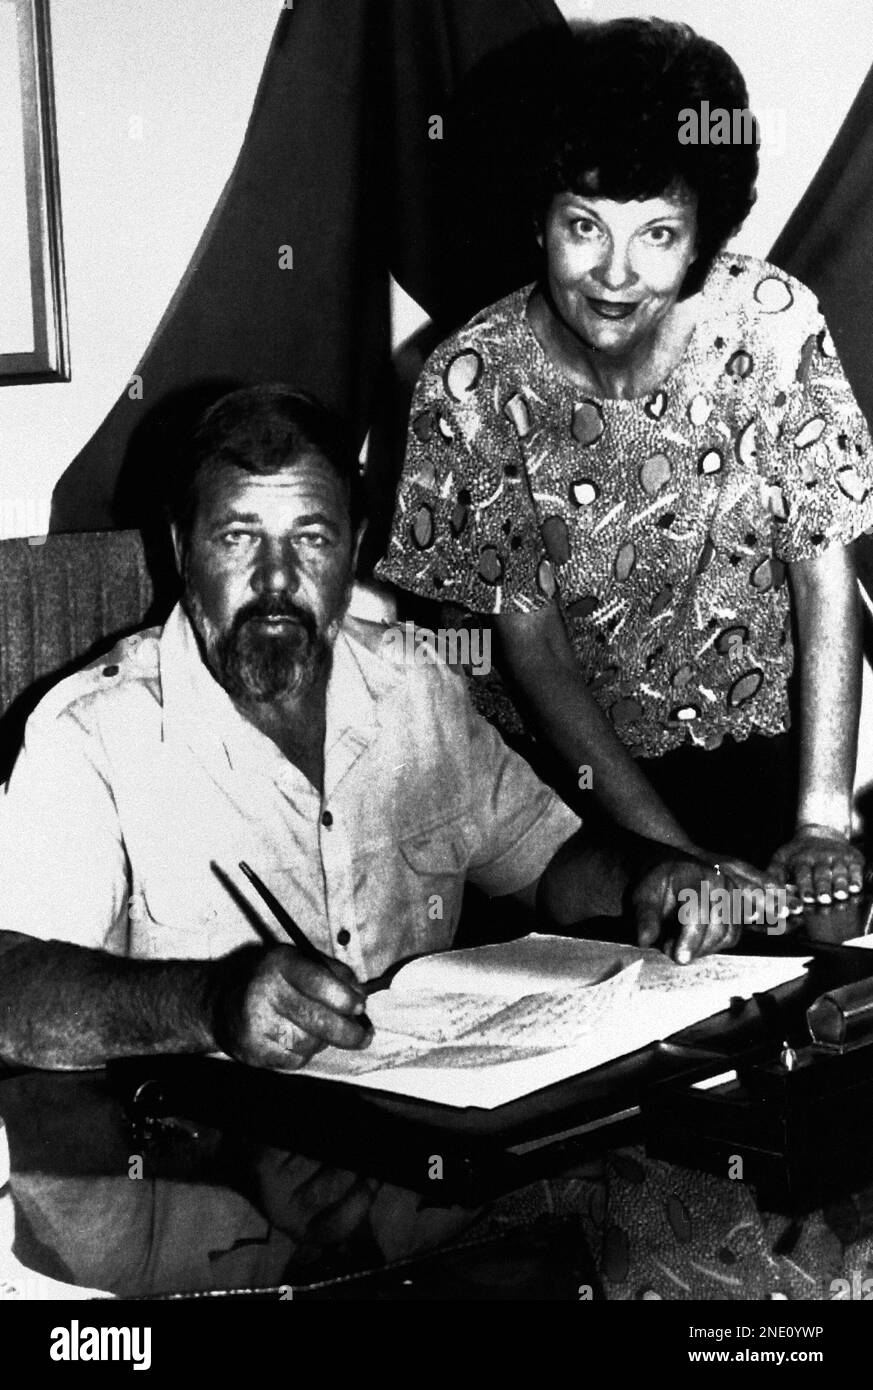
<box><xmin>495</xmin><ymin>607</ymin><xmax>694</xmax><ymax>849</ymax></box>
<box><xmin>790</xmin><ymin>544</ymin><xmax>862</xmax><ymax>834</ymax></box>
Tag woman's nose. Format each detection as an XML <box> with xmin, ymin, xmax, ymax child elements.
<box><xmin>596</xmin><ymin>242</ymin><xmax>636</xmax><ymax>293</ymax></box>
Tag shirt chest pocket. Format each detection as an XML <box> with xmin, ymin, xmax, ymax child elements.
<box><xmin>397</xmin><ymin>825</ymin><xmax>469</xmax><ymax>884</ymax></box>
<box><xmin>130</xmin><ymin>859</ymin><xmax>225</xmax><ymax>959</ymax></box>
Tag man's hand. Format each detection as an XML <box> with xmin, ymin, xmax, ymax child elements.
<box><xmin>768</xmin><ymin>825</ymin><xmax>865</xmax><ymax>905</ymax></box>
<box><xmin>212</xmin><ymin>945</ymin><xmax>371</xmax><ymax>1069</ymax></box>
<box><xmin>630</xmin><ymin>860</ymin><xmax>757</xmax><ymax>964</ymax></box>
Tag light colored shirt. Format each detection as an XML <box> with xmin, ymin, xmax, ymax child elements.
<box><xmin>0</xmin><ymin>604</ymin><xmax>579</xmax><ymax>974</ymax></box>
<box><xmin>377</xmin><ymin>253</ymin><xmax>873</xmax><ymax>756</ymax></box>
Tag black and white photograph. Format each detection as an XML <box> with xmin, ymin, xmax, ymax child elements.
<box><xmin>2</xmin><ymin>0</ymin><xmax>873</xmax><ymax>1351</ymax></box>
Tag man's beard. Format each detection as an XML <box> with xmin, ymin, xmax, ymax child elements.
<box><xmin>187</xmin><ymin>592</ymin><xmax>331</xmax><ymax>704</ymax></box>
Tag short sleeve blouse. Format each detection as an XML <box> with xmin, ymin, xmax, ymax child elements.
<box><xmin>376</xmin><ymin>254</ymin><xmax>873</xmax><ymax>756</ymax></box>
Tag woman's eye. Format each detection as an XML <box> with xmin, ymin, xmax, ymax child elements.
<box><xmin>644</xmin><ymin>226</ymin><xmax>675</xmax><ymax>247</ymax></box>
<box><xmin>570</xmin><ymin>217</ymin><xmax>599</xmax><ymax>239</ymax></box>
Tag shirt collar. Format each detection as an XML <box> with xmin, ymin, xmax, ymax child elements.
<box><xmin>158</xmin><ymin>603</ymin><xmax>384</xmax><ymax>779</ymax></box>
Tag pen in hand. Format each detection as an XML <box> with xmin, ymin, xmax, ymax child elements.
<box><xmin>239</xmin><ymin>861</ymin><xmax>372</xmax><ymax>1032</ymax></box>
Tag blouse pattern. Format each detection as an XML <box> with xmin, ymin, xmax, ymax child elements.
<box><xmin>376</xmin><ymin>254</ymin><xmax>873</xmax><ymax>757</ymax></box>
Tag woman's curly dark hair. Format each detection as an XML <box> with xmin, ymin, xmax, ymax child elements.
<box><xmin>525</xmin><ymin>18</ymin><xmax>759</xmax><ymax>298</ymax></box>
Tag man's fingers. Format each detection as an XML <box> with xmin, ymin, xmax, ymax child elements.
<box><xmin>276</xmin><ymin>979</ymin><xmax>371</xmax><ymax>1050</ymax></box>
<box><xmin>279</xmin><ymin>953</ymin><xmax>366</xmax><ymax>1017</ymax></box>
<box><xmin>268</xmin><ymin>955</ymin><xmax>371</xmax><ymax>1050</ymax></box>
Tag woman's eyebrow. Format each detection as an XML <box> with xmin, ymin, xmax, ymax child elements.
<box><xmin>640</xmin><ymin>213</ymin><xmax>689</xmax><ymax>226</ymax></box>
<box><xmin>561</xmin><ymin>198</ymin><xmax>601</xmax><ymax>215</ymax></box>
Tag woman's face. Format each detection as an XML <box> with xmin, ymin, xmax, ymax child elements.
<box><xmin>539</xmin><ymin>187</ymin><xmax>698</xmax><ymax>359</ymax></box>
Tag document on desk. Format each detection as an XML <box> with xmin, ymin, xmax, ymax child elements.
<box><xmin>297</xmin><ymin>935</ymin><xmax>810</xmax><ymax>1109</ymax></box>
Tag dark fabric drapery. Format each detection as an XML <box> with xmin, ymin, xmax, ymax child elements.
<box><xmin>769</xmin><ymin>62</ymin><xmax>873</xmax><ymax>605</ymax></box>
<box><xmin>769</xmin><ymin>62</ymin><xmax>873</xmax><ymax>428</ymax></box>
<box><xmin>49</xmin><ymin>0</ymin><xmax>565</xmax><ymax>534</ymax></box>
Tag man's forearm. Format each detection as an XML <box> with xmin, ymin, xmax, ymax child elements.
<box><xmin>0</xmin><ymin>936</ymin><xmax>234</xmax><ymax>1069</ymax></box>
<box><xmin>791</xmin><ymin>545</ymin><xmax>862</xmax><ymax>833</ymax></box>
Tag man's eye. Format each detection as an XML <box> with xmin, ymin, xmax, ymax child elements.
<box><xmin>299</xmin><ymin>533</ymin><xmax>330</xmax><ymax>550</ymax></box>
<box><xmin>219</xmin><ymin>531</ymin><xmax>254</xmax><ymax>547</ymax></box>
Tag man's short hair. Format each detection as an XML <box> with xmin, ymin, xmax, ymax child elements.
<box><xmin>167</xmin><ymin>384</ymin><xmax>365</xmax><ymax>542</ymax></box>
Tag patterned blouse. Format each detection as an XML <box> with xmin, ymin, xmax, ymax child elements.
<box><xmin>376</xmin><ymin>254</ymin><xmax>873</xmax><ymax>758</ymax></box>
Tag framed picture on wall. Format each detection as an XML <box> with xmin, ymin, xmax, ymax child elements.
<box><xmin>0</xmin><ymin>0</ymin><xmax>68</xmax><ymax>385</ymax></box>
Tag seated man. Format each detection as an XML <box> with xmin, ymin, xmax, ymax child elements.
<box><xmin>0</xmin><ymin>385</ymin><xmax>735</xmax><ymax>1073</ymax></box>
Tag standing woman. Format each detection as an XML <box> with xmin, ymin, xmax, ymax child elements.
<box><xmin>377</xmin><ymin>19</ymin><xmax>872</xmax><ymax>901</ymax></box>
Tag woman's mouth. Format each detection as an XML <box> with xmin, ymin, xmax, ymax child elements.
<box><xmin>586</xmin><ymin>297</ymin><xmax>639</xmax><ymax>320</ymax></box>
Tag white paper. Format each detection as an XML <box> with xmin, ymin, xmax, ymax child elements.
<box><xmin>295</xmin><ymin>937</ymin><xmax>809</xmax><ymax>1108</ymax></box>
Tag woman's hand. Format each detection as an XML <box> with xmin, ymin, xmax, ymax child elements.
<box><xmin>768</xmin><ymin>825</ymin><xmax>865</xmax><ymax>905</ymax></box>
<box><xmin>689</xmin><ymin>847</ymin><xmax>801</xmax><ymax>921</ymax></box>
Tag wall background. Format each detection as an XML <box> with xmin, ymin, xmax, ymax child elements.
<box><xmin>0</xmin><ymin>0</ymin><xmax>279</xmax><ymax>535</ymax></box>
<box><xmin>3</xmin><ymin>0</ymin><xmax>873</xmax><ymax>800</ymax></box>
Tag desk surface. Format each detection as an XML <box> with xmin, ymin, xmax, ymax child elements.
<box><xmin>3</xmin><ymin>900</ymin><xmax>873</xmax><ymax>1299</ymax></box>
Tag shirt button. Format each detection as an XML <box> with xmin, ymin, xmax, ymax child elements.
<box><xmin>337</xmin><ymin>929</ymin><xmax>351</xmax><ymax>946</ymax></box>
<box><xmin>321</xmin><ymin>811</ymin><xmax>333</xmax><ymax>828</ymax></box>
<box><xmin>102</xmin><ymin>664</ymin><xmax>119</xmax><ymax>677</ymax></box>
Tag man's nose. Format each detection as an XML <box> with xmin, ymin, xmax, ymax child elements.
<box><xmin>252</xmin><ymin>540</ymin><xmax>300</xmax><ymax>595</ymax></box>
<box><xmin>596</xmin><ymin>240</ymin><xmax>636</xmax><ymax>293</ymax></box>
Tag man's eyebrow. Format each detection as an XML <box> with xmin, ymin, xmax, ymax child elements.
<box><xmin>209</xmin><ymin>511</ymin><xmax>262</xmax><ymax>529</ymax></box>
<box><xmin>295</xmin><ymin>513</ymin><xmax>341</xmax><ymax>534</ymax></box>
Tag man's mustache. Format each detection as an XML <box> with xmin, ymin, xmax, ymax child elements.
<box><xmin>232</xmin><ymin>598</ymin><xmax>317</xmax><ymax>642</ymax></box>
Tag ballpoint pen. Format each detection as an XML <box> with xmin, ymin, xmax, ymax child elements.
<box><xmin>239</xmin><ymin>861</ymin><xmax>372</xmax><ymax>1029</ymax></box>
